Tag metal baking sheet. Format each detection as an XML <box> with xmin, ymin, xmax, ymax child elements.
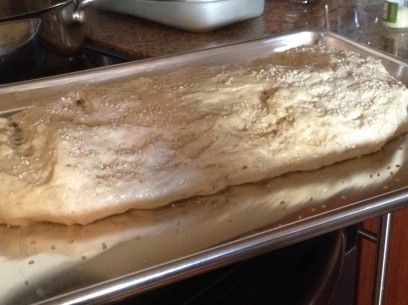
<box><xmin>1</xmin><ymin>30</ymin><xmax>408</xmax><ymax>305</ymax></box>
<box><xmin>92</xmin><ymin>0</ymin><xmax>265</xmax><ymax>32</ymax></box>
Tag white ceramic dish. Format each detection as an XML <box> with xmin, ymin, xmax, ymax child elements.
<box><xmin>92</xmin><ymin>0</ymin><xmax>265</xmax><ymax>32</ymax></box>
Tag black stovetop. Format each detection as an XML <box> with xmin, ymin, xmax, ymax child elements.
<box><xmin>0</xmin><ymin>44</ymin><xmax>136</xmax><ymax>85</ymax></box>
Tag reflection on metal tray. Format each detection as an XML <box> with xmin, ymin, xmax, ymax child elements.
<box><xmin>1</xmin><ymin>31</ymin><xmax>408</xmax><ymax>305</ymax></box>
<box><xmin>92</xmin><ymin>0</ymin><xmax>265</xmax><ymax>32</ymax></box>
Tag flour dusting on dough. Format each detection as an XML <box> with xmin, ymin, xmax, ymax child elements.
<box><xmin>1</xmin><ymin>46</ymin><xmax>408</xmax><ymax>225</ymax></box>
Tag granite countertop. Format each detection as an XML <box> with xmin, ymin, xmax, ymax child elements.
<box><xmin>83</xmin><ymin>0</ymin><xmax>408</xmax><ymax>61</ymax></box>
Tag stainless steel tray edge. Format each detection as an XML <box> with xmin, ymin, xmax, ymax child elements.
<box><xmin>33</xmin><ymin>186</ymin><xmax>408</xmax><ymax>305</ymax></box>
<box><xmin>0</xmin><ymin>31</ymin><xmax>324</xmax><ymax>111</ymax></box>
<box><xmin>1</xmin><ymin>30</ymin><xmax>407</xmax><ymax>109</ymax></box>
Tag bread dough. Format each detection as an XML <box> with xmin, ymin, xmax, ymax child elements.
<box><xmin>1</xmin><ymin>46</ymin><xmax>408</xmax><ymax>226</ymax></box>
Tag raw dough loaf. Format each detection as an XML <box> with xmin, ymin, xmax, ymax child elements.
<box><xmin>1</xmin><ymin>46</ymin><xmax>408</xmax><ymax>226</ymax></box>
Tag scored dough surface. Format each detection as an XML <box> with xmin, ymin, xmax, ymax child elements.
<box><xmin>1</xmin><ymin>46</ymin><xmax>408</xmax><ymax>226</ymax></box>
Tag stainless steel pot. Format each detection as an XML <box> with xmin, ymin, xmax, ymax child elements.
<box><xmin>0</xmin><ymin>18</ymin><xmax>44</xmax><ymax>82</ymax></box>
<box><xmin>0</xmin><ymin>0</ymin><xmax>95</xmax><ymax>71</ymax></box>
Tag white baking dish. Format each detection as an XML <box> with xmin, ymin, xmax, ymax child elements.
<box><xmin>92</xmin><ymin>0</ymin><xmax>265</xmax><ymax>32</ymax></box>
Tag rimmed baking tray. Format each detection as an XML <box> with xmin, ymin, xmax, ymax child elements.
<box><xmin>1</xmin><ymin>30</ymin><xmax>408</xmax><ymax>305</ymax></box>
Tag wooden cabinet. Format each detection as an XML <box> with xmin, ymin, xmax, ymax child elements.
<box><xmin>356</xmin><ymin>208</ymin><xmax>408</xmax><ymax>305</ymax></box>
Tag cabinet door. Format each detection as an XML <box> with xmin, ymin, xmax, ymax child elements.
<box><xmin>356</xmin><ymin>208</ymin><xmax>408</xmax><ymax>305</ymax></box>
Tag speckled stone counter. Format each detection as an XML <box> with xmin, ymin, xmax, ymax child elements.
<box><xmin>83</xmin><ymin>0</ymin><xmax>328</xmax><ymax>58</ymax></box>
<box><xmin>83</xmin><ymin>0</ymin><xmax>408</xmax><ymax>61</ymax></box>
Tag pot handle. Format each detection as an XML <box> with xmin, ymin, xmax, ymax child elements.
<box><xmin>71</xmin><ymin>0</ymin><xmax>98</xmax><ymax>24</ymax></box>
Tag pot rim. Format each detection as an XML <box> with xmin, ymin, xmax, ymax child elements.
<box><xmin>0</xmin><ymin>0</ymin><xmax>72</xmax><ymax>21</ymax></box>
<box><xmin>0</xmin><ymin>18</ymin><xmax>42</xmax><ymax>56</ymax></box>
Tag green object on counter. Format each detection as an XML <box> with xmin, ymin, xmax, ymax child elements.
<box><xmin>384</xmin><ymin>1</ymin><xmax>399</xmax><ymax>23</ymax></box>
<box><xmin>383</xmin><ymin>0</ymin><xmax>408</xmax><ymax>29</ymax></box>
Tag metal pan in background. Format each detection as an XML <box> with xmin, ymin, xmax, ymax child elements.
<box><xmin>0</xmin><ymin>0</ymin><xmax>100</xmax><ymax>79</ymax></box>
<box><xmin>0</xmin><ymin>0</ymin><xmax>91</xmax><ymax>54</ymax></box>
<box><xmin>0</xmin><ymin>18</ymin><xmax>43</xmax><ymax>83</ymax></box>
